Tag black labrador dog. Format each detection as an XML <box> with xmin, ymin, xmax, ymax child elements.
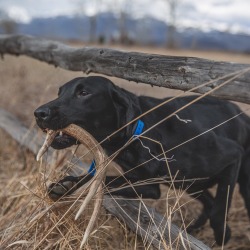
<box><xmin>34</xmin><ymin>76</ymin><xmax>250</xmax><ymax>245</ymax></box>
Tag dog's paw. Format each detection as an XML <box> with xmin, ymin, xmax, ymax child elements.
<box><xmin>47</xmin><ymin>176</ymin><xmax>78</xmax><ymax>201</ymax></box>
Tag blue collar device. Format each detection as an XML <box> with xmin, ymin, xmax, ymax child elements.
<box><xmin>88</xmin><ymin>120</ymin><xmax>144</xmax><ymax>176</ymax></box>
<box><xmin>133</xmin><ymin>119</ymin><xmax>145</xmax><ymax>136</ymax></box>
<box><xmin>88</xmin><ymin>160</ymin><xmax>96</xmax><ymax>176</ymax></box>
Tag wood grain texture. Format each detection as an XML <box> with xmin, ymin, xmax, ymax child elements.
<box><xmin>0</xmin><ymin>108</ymin><xmax>211</xmax><ymax>250</ymax></box>
<box><xmin>0</xmin><ymin>34</ymin><xmax>250</xmax><ymax>104</ymax></box>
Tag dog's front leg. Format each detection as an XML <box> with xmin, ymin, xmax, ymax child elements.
<box><xmin>48</xmin><ymin>174</ymin><xmax>93</xmax><ymax>200</ymax></box>
<box><xmin>104</xmin><ymin>175</ymin><xmax>161</xmax><ymax>199</ymax></box>
<box><xmin>187</xmin><ymin>189</ymin><xmax>214</xmax><ymax>232</ymax></box>
<box><xmin>210</xmin><ymin>156</ymin><xmax>241</xmax><ymax>245</ymax></box>
<box><xmin>47</xmin><ymin>174</ymin><xmax>161</xmax><ymax>200</ymax></box>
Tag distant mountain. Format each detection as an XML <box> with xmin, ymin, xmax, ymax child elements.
<box><xmin>1</xmin><ymin>12</ymin><xmax>250</xmax><ymax>53</ymax></box>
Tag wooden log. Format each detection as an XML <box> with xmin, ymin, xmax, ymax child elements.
<box><xmin>103</xmin><ymin>197</ymin><xmax>211</xmax><ymax>250</ymax></box>
<box><xmin>0</xmin><ymin>34</ymin><xmax>250</xmax><ymax>104</ymax></box>
<box><xmin>0</xmin><ymin>108</ymin><xmax>44</xmax><ymax>155</ymax></box>
<box><xmin>0</xmin><ymin>108</ymin><xmax>211</xmax><ymax>250</ymax></box>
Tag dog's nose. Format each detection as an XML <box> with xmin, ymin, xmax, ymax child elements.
<box><xmin>34</xmin><ymin>107</ymin><xmax>51</xmax><ymax>121</ymax></box>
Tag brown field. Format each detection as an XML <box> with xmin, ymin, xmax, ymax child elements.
<box><xmin>1</xmin><ymin>45</ymin><xmax>250</xmax><ymax>249</ymax></box>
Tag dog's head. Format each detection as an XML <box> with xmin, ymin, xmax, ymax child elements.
<box><xmin>34</xmin><ymin>76</ymin><xmax>137</xmax><ymax>149</ymax></box>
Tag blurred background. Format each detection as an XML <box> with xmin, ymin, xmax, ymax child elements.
<box><xmin>0</xmin><ymin>0</ymin><xmax>250</xmax><ymax>53</ymax></box>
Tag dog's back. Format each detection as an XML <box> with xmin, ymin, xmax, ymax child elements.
<box><xmin>143</xmin><ymin>93</ymin><xmax>250</xmax><ymax>212</ymax></box>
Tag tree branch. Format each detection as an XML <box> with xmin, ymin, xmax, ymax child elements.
<box><xmin>0</xmin><ymin>34</ymin><xmax>250</xmax><ymax>104</ymax></box>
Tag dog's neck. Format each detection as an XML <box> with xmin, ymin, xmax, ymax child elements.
<box><xmin>104</xmin><ymin>121</ymin><xmax>144</xmax><ymax>160</ymax></box>
<box><xmin>100</xmin><ymin>89</ymin><xmax>143</xmax><ymax>153</ymax></box>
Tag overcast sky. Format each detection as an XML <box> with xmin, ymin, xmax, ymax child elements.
<box><xmin>0</xmin><ymin>0</ymin><xmax>249</xmax><ymax>34</ymax></box>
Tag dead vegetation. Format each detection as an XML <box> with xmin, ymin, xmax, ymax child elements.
<box><xmin>1</xmin><ymin>48</ymin><xmax>250</xmax><ymax>249</ymax></box>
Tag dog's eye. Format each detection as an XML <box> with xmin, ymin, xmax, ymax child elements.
<box><xmin>77</xmin><ymin>90</ymin><xmax>89</xmax><ymax>97</ymax></box>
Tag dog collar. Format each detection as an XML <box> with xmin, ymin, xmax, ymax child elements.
<box><xmin>88</xmin><ymin>160</ymin><xmax>96</xmax><ymax>176</ymax></box>
<box><xmin>88</xmin><ymin>120</ymin><xmax>144</xmax><ymax>176</ymax></box>
<box><xmin>133</xmin><ymin>119</ymin><xmax>145</xmax><ymax>136</ymax></box>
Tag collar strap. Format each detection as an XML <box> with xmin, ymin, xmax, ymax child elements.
<box><xmin>88</xmin><ymin>120</ymin><xmax>144</xmax><ymax>176</ymax></box>
<box><xmin>88</xmin><ymin>160</ymin><xmax>96</xmax><ymax>177</ymax></box>
<box><xmin>133</xmin><ymin>119</ymin><xmax>144</xmax><ymax>136</ymax></box>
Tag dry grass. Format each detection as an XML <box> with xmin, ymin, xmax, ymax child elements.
<box><xmin>1</xmin><ymin>46</ymin><xmax>250</xmax><ymax>249</ymax></box>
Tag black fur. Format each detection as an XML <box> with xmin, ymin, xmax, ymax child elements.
<box><xmin>34</xmin><ymin>76</ymin><xmax>250</xmax><ymax>245</ymax></box>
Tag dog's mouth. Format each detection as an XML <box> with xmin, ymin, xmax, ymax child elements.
<box><xmin>37</xmin><ymin>128</ymin><xmax>78</xmax><ymax>161</ymax></box>
<box><xmin>50</xmin><ymin>130</ymin><xmax>78</xmax><ymax>149</ymax></box>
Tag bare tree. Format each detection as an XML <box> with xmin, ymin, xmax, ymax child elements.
<box><xmin>116</xmin><ymin>0</ymin><xmax>135</xmax><ymax>45</ymax></box>
<box><xmin>0</xmin><ymin>20</ymin><xmax>17</xmax><ymax>34</ymax></box>
<box><xmin>166</xmin><ymin>0</ymin><xmax>178</xmax><ymax>49</ymax></box>
<box><xmin>75</xmin><ymin>0</ymin><xmax>101</xmax><ymax>43</ymax></box>
<box><xmin>89</xmin><ymin>0</ymin><xmax>101</xmax><ymax>43</ymax></box>
<box><xmin>0</xmin><ymin>8</ymin><xmax>17</xmax><ymax>34</ymax></box>
<box><xmin>119</xmin><ymin>10</ymin><xmax>128</xmax><ymax>44</ymax></box>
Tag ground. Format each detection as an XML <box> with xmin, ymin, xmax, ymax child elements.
<box><xmin>0</xmin><ymin>45</ymin><xmax>250</xmax><ymax>249</ymax></box>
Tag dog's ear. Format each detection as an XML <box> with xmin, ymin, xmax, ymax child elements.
<box><xmin>111</xmin><ymin>86</ymin><xmax>138</xmax><ymax>135</ymax></box>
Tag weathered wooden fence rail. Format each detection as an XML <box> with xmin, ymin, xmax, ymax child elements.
<box><xmin>0</xmin><ymin>34</ymin><xmax>250</xmax><ymax>104</ymax></box>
